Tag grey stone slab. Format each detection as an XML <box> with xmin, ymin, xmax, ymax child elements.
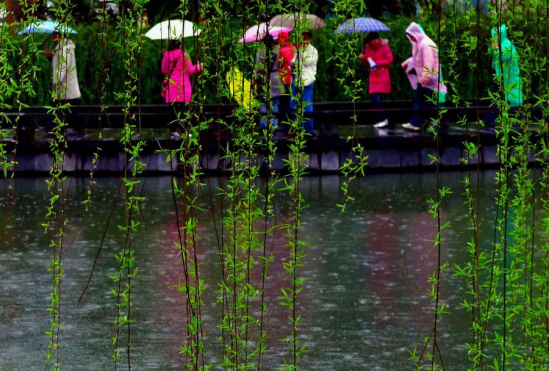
<box><xmin>380</xmin><ymin>149</ymin><xmax>401</xmax><ymax>168</ymax></box>
<box><xmin>35</xmin><ymin>153</ymin><xmax>54</xmax><ymax>172</ymax></box>
<box><xmin>421</xmin><ymin>148</ymin><xmax>437</xmax><ymax>167</ymax></box>
<box><xmin>364</xmin><ymin>149</ymin><xmax>381</xmax><ymax>168</ymax></box>
<box><xmin>321</xmin><ymin>151</ymin><xmax>340</xmax><ymax>171</ymax></box>
<box><xmin>481</xmin><ymin>145</ymin><xmax>499</xmax><ymax>164</ymax></box>
<box><xmin>272</xmin><ymin>152</ymin><xmax>287</xmax><ymax>171</ymax></box>
<box><xmin>441</xmin><ymin>147</ymin><xmax>462</xmax><ymax>166</ymax></box>
<box><xmin>308</xmin><ymin>152</ymin><xmax>321</xmax><ymax>170</ymax></box>
<box><xmin>202</xmin><ymin>153</ymin><xmax>219</xmax><ymax>170</ymax></box>
<box><xmin>63</xmin><ymin>153</ymin><xmax>78</xmax><ymax>172</ymax></box>
<box><xmin>467</xmin><ymin>152</ymin><xmax>480</xmax><ymax>166</ymax></box>
<box><xmin>401</xmin><ymin>149</ymin><xmax>421</xmax><ymax>167</ymax></box>
<box><xmin>15</xmin><ymin>153</ymin><xmax>37</xmax><ymax>171</ymax></box>
<box><xmin>98</xmin><ymin>154</ymin><xmax>122</xmax><ymax>172</ymax></box>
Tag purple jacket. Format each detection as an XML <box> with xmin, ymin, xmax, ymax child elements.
<box><xmin>161</xmin><ymin>49</ymin><xmax>201</xmax><ymax>103</ymax></box>
<box><xmin>403</xmin><ymin>22</ymin><xmax>446</xmax><ymax>93</ymax></box>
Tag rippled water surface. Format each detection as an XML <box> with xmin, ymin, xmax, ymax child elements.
<box><xmin>0</xmin><ymin>172</ymin><xmax>499</xmax><ymax>370</ymax></box>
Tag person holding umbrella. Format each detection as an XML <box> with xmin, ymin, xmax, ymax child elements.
<box><xmin>45</xmin><ymin>31</ymin><xmax>81</xmax><ymax>105</ymax></box>
<box><xmin>161</xmin><ymin>39</ymin><xmax>202</xmax><ymax>139</ymax></box>
<box><xmin>359</xmin><ymin>32</ymin><xmax>393</xmax><ymax>128</ymax></box>
<box><xmin>253</xmin><ymin>33</ymin><xmax>283</xmax><ymax>130</ymax></box>
<box><xmin>161</xmin><ymin>39</ymin><xmax>202</xmax><ymax>104</ymax></box>
<box><xmin>277</xmin><ymin>31</ymin><xmax>296</xmax><ymax>117</ymax></box>
<box><xmin>44</xmin><ymin>31</ymin><xmax>82</xmax><ymax>136</ymax></box>
<box><xmin>291</xmin><ymin>31</ymin><xmax>318</xmax><ymax>135</ymax></box>
<box><xmin>401</xmin><ymin>22</ymin><xmax>447</xmax><ymax>131</ymax></box>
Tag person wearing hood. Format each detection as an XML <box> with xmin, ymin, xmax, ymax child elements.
<box><xmin>488</xmin><ymin>24</ymin><xmax>523</xmax><ymax>115</ymax></box>
<box><xmin>161</xmin><ymin>40</ymin><xmax>202</xmax><ymax>139</ymax></box>
<box><xmin>359</xmin><ymin>32</ymin><xmax>394</xmax><ymax>128</ymax></box>
<box><xmin>277</xmin><ymin>31</ymin><xmax>296</xmax><ymax>118</ymax></box>
<box><xmin>401</xmin><ymin>22</ymin><xmax>447</xmax><ymax>131</ymax></box>
<box><xmin>161</xmin><ymin>40</ymin><xmax>202</xmax><ymax>104</ymax></box>
<box><xmin>45</xmin><ymin>32</ymin><xmax>81</xmax><ymax>104</ymax></box>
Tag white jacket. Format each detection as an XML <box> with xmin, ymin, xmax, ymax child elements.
<box><xmin>52</xmin><ymin>39</ymin><xmax>81</xmax><ymax>100</ymax></box>
<box><xmin>294</xmin><ymin>43</ymin><xmax>318</xmax><ymax>87</ymax></box>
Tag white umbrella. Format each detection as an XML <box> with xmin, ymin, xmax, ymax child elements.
<box><xmin>144</xmin><ymin>19</ymin><xmax>201</xmax><ymax>40</ymax></box>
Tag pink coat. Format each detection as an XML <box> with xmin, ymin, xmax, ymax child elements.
<box><xmin>161</xmin><ymin>49</ymin><xmax>201</xmax><ymax>103</ymax></box>
<box><xmin>363</xmin><ymin>42</ymin><xmax>393</xmax><ymax>94</ymax></box>
<box><xmin>403</xmin><ymin>22</ymin><xmax>447</xmax><ymax>93</ymax></box>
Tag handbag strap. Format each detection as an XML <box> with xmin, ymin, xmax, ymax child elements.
<box><xmin>167</xmin><ymin>54</ymin><xmax>181</xmax><ymax>79</ymax></box>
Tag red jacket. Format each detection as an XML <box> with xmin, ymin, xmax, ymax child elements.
<box><xmin>363</xmin><ymin>43</ymin><xmax>393</xmax><ymax>94</ymax></box>
<box><xmin>279</xmin><ymin>45</ymin><xmax>295</xmax><ymax>86</ymax></box>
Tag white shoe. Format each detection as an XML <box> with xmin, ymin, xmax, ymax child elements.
<box><xmin>373</xmin><ymin>119</ymin><xmax>389</xmax><ymax>128</ymax></box>
<box><xmin>402</xmin><ymin>123</ymin><xmax>420</xmax><ymax>131</ymax></box>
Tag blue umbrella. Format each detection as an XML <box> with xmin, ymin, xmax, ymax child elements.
<box><xmin>335</xmin><ymin>17</ymin><xmax>390</xmax><ymax>34</ymax></box>
<box><xmin>19</xmin><ymin>20</ymin><xmax>77</xmax><ymax>35</ymax></box>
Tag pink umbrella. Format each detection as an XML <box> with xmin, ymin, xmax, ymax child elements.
<box><xmin>238</xmin><ymin>23</ymin><xmax>292</xmax><ymax>44</ymax></box>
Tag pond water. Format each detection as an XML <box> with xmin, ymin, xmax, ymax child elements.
<box><xmin>0</xmin><ymin>172</ymin><xmax>499</xmax><ymax>370</ymax></box>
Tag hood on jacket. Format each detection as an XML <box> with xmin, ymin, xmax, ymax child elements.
<box><xmin>491</xmin><ymin>23</ymin><xmax>509</xmax><ymax>44</ymax></box>
<box><xmin>405</xmin><ymin>22</ymin><xmax>425</xmax><ymax>45</ymax></box>
<box><xmin>164</xmin><ymin>48</ymin><xmax>185</xmax><ymax>59</ymax></box>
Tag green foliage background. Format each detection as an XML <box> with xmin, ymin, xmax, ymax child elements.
<box><xmin>7</xmin><ymin>13</ymin><xmax>503</xmax><ymax>106</ymax></box>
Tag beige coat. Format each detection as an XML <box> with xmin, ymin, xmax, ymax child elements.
<box><xmin>52</xmin><ymin>39</ymin><xmax>81</xmax><ymax>101</ymax></box>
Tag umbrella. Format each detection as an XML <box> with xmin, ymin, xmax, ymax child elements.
<box><xmin>270</xmin><ymin>14</ymin><xmax>326</xmax><ymax>30</ymax></box>
<box><xmin>19</xmin><ymin>20</ymin><xmax>77</xmax><ymax>35</ymax></box>
<box><xmin>144</xmin><ymin>19</ymin><xmax>201</xmax><ymax>40</ymax></box>
<box><xmin>335</xmin><ymin>17</ymin><xmax>390</xmax><ymax>34</ymax></box>
<box><xmin>238</xmin><ymin>23</ymin><xmax>292</xmax><ymax>44</ymax></box>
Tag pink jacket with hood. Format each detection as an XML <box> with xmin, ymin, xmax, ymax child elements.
<box><xmin>403</xmin><ymin>22</ymin><xmax>446</xmax><ymax>94</ymax></box>
<box><xmin>161</xmin><ymin>49</ymin><xmax>201</xmax><ymax>103</ymax></box>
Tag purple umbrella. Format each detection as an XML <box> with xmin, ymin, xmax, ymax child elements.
<box><xmin>335</xmin><ymin>17</ymin><xmax>390</xmax><ymax>34</ymax></box>
<box><xmin>238</xmin><ymin>23</ymin><xmax>292</xmax><ymax>44</ymax></box>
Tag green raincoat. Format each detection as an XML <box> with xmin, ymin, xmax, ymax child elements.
<box><xmin>490</xmin><ymin>24</ymin><xmax>523</xmax><ymax>107</ymax></box>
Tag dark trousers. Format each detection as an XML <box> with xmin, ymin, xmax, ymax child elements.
<box><xmin>410</xmin><ymin>85</ymin><xmax>436</xmax><ymax>128</ymax></box>
<box><xmin>370</xmin><ymin>93</ymin><xmax>386</xmax><ymax>122</ymax></box>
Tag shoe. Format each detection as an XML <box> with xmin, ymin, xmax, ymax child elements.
<box><xmin>402</xmin><ymin>123</ymin><xmax>420</xmax><ymax>131</ymax></box>
<box><xmin>374</xmin><ymin>119</ymin><xmax>389</xmax><ymax>128</ymax></box>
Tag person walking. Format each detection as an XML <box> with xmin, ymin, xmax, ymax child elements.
<box><xmin>44</xmin><ymin>32</ymin><xmax>82</xmax><ymax>136</ymax></box>
<box><xmin>45</xmin><ymin>32</ymin><xmax>81</xmax><ymax>105</ymax></box>
<box><xmin>161</xmin><ymin>40</ymin><xmax>202</xmax><ymax>139</ymax></box>
<box><xmin>253</xmin><ymin>34</ymin><xmax>283</xmax><ymax>130</ymax></box>
<box><xmin>359</xmin><ymin>32</ymin><xmax>393</xmax><ymax>128</ymax></box>
<box><xmin>277</xmin><ymin>31</ymin><xmax>296</xmax><ymax>118</ymax></box>
<box><xmin>291</xmin><ymin>31</ymin><xmax>318</xmax><ymax>135</ymax></box>
<box><xmin>485</xmin><ymin>23</ymin><xmax>522</xmax><ymax>126</ymax></box>
<box><xmin>161</xmin><ymin>40</ymin><xmax>202</xmax><ymax>104</ymax></box>
<box><xmin>401</xmin><ymin>22</ymin><xmax>447</xmax><ymax>131</ymax></box>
